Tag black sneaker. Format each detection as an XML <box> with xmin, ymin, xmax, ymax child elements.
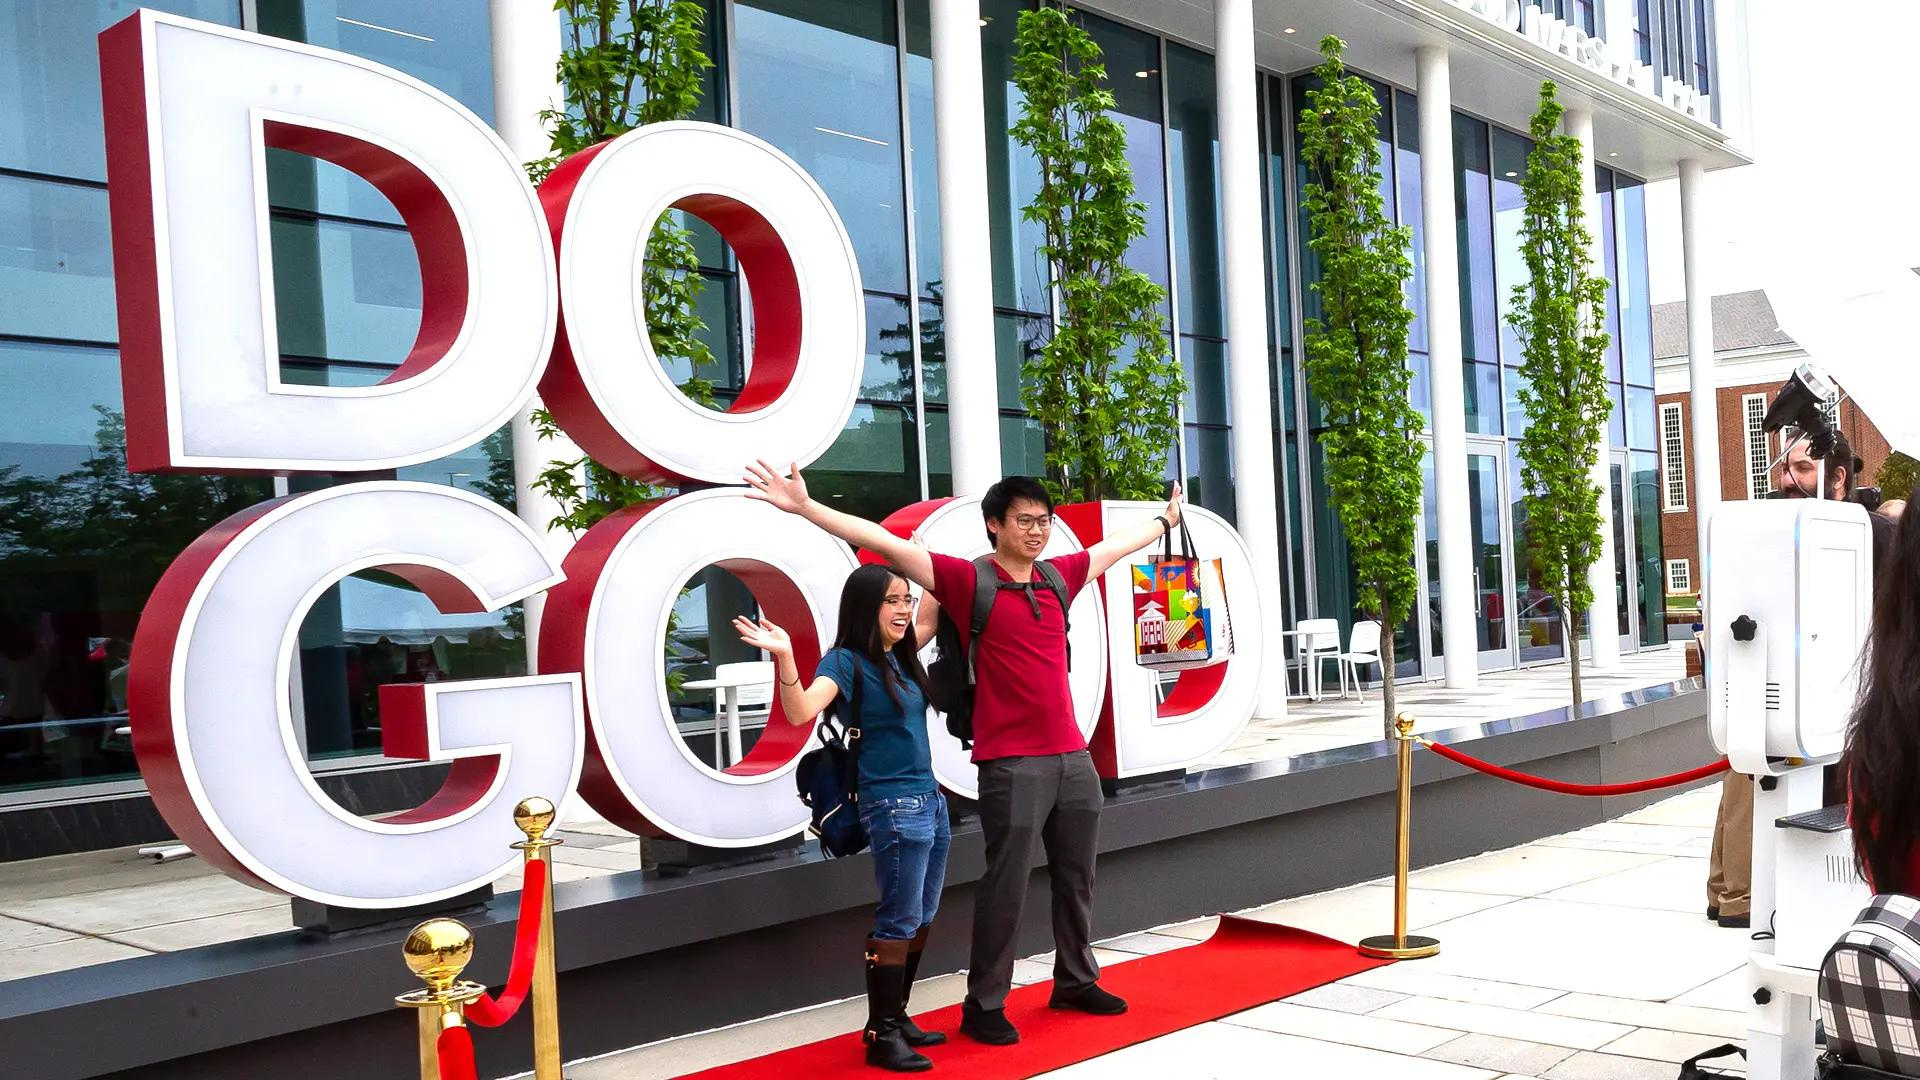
<box><xmin>1049</xmin><ymin>982</ymin><xmax>1129</xmax><ymax>1015</ymax></box>
<box><xmin>959</xmin><ymin>1001</ymin><xmax>1019</xmax><ymax>1045</ymax></box>
<box><xmin>1717</xmin><ymin>912</ymin><xmax>1751</xmax><ymax>929</ymax></box>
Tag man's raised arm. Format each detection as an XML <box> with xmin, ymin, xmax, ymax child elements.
<box><xmin>1085</xmin><ymin>484</ymin><xmax>1185</xmax><ymax>580</ymax></box>
<box><xmin>742</xmin><ymin>460</ymin><xmax>936</xmax><ymax>590</ymax></box>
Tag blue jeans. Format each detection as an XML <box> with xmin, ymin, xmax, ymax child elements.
<box><xmin>859</xmin><ymin>790</ymin><xmax>951</xmax><ymax>941</ymax></box>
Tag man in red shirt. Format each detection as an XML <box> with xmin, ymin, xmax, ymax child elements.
<box><xmin>745</xmin><ymin>464</ymin><xmax>1181</xmax><ymax>1046</ymax></box>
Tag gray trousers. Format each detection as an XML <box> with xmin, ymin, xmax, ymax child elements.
<box><xmin>966</xmin><ymin>750</ymin><xmax>1104</xmax><ymax>1010</ymax></box>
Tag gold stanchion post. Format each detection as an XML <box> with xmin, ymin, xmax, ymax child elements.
<box><xmin>396</xmin><ymin>919</ymin><xmax>486</xmax><ymax>1080</ymax></box>
<box><xmin>1358</xmin><ymin>713</ymin><xmax>1440</xmax><ymax>960</ymax></box>
<box><xmin>512</xmin><ymin>797</ymin><xmax>564</xmax><ymax>1080</ymax></box>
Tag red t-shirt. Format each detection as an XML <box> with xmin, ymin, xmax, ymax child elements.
<box><xmin>929</xmin><ymin>550</ymin><xmax>1091</xmax><ymax>762</ymax></box>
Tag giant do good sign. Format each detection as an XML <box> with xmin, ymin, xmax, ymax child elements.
<box><xmin>95</xmin><ymin>10</ymin><xmax>1266</xmax><ymax>909</ymax></box>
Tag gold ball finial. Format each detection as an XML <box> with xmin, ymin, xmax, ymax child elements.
<box><xmin>1393</xmin><ymin>712</ymin><xmax>1416</xmax><ymax>737</ymax></box>
<box><xmin>514</xmin><ymin>796</ymin><xmax>556</xmax><ymax>842</ymax></box>
<box><xmin>403</xmin><ymin>918</ymin><xmax>474</xmax><ymax>994</ymax></box>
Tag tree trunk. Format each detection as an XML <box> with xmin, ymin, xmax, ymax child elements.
<box><xmin>1378</xmin><ymin>585</ymin><xmax>1397</xmax><ymax>739</ymax></box>
<box><xmin>1566</xmin><ymin>571</ymin><xmax>1584</xmax><ymax>707</ymax></box>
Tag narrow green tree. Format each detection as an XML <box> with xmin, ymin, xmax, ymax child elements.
<box><xmin>527</xmin><ymin>0</ymin><xmax>717</xmax><ymax>535</ymax></box>
<box><xmin>1508</xmin><ymin>82</ymin><xmax>1611</xmax><ymax>706</ymax></box>
<box><xmin>1296</xmin><ymin>37</ymin><xmax>1424</xmax><ymax>732</ymax></box>
<box><xmin>1010</xmin><ymin>5</ymin><xmax>1183</xmax><ymax>502</ymax></box>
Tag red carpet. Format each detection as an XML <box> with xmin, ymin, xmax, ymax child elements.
<box><xmin>679</xmin><ymin>917</ymin><xmax>1390</xmax><ymax>1079</ymax></box>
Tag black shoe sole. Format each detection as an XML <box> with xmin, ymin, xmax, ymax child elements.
<box><xmin>1048</xmin><ymin>1000</ymin><xmax>1129</xmax><ymax>1015</ymax></box>
<box><xmin>1717</xmin><ymin>915</ymin><xmax>1751</xmax><ymax>929</ymax></box>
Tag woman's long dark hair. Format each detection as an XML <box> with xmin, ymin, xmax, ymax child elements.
<box><xmin>832</xmin><ymin>564</ymin><xmax>930</xmax><ymax>708</ymax></box>
<box><xmin>1846</xmin><ymin>498</ymin><xmax>1920</xmax><ymax>889</ymax></box>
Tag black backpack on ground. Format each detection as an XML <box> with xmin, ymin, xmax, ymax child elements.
<box><xmin>925</xmin><ymin>555</ymin><xmax>1070</xmax><ymax>751</ymax></box>
<box><xmin>794</xmin><ymin>659</ymin><xmax>866</xmax><ymax>858</ymax></box>
<box><xmin>1816</xmin><ymin>894</ymin><xmax>1920</xmax><ymax>1078</ymax></box>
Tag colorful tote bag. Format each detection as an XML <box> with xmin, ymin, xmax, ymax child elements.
<box><xmin>1132</xmin><ymin>519</ymin><xmax>1233</xmax><ymax>671</ymax></box>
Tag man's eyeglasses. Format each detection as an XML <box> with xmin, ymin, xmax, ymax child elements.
<box><xmin>1010</xmin><ymin>514</ymin><xmax>1053</xmax><ymax>533</ymax></box>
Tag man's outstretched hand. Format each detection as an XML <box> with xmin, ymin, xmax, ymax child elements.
<box><xmin>744</xmin><ymin>460</ymin><xmax>809</xmax><ymax>514</ymax></box>
<box><xmin>1164</xmin><ymin>482</ymin><xmax>1184</xmax><ymax>527</ymax></box>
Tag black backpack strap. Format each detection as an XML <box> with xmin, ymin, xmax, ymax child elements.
<box><xmin>967</xmin><ymin>555</ymin><xmax>1076</xmax><ymax>675</ymax></box>
<box><xmin>846</xmin><ymin>656</ymin><xmax>864</xmax><ymax>804</ymax></box>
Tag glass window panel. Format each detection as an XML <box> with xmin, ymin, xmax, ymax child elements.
<box><xmin>1492</xmin><ymin>128</ymin><xmax>1532</xmax><ymax>370</ymax></box>
<box><xmin>1453</xmin><ymin>114</ymin><xmax>1497</xmax><ymax>364</ymax></box>
<box><xmin>1409</xmin><ymin>351</ymin><xmax>1431</xmax><ymax>428</ymax></box>
<box><xmin>1626</xmin><ymin>385</ymin><xmax>1657</xmax><ymax>451</ymax></box>
<box><xmin>735</xmin><ymin>0</ymin><xmax>909</xmax><ymax>296</ymax></box>
<box><xmin>1394</xmin><ymin>90</ymin><xmax>1427</xmax><ymax>358</ymax></box>
<box><xmin>1167</xmin><ymin>42</ymin><xmax>1224</xmax><ymax>340</ymax></box>
<box><xmin>917</xmin><ymin>299</ymin><xmax>947</xmax><ymax>405</ymax></box>
<box><xmin>1505</xmin><ymin>364</ymin><xmax>1530</xmax><ymax>442</ymax></box>
<box><xmin>986</xmin><ymin>312</ymin><xmax>1048</xmax><ymax>414</ymax></box>
<box><xmin>1610</xmin><ymin>381</ymin><xmax>1627</xmax><ymax>448</ymax></box>
<box><xmin>809</xmin><ymin>403</ymin><xmax>922</xmax><ymax>523</ymax></box>
<box><xmin>1632</xmin><ymin>449</ymin><xmax>1668</xmax><ymax>646</ymax></box>
<box><xmin>0</xmin><ymin>174</ymin><xmax>117</xmax><ymax>342</ymax></box>
<box><xmin>861</xmin><ymin>295</ymin><xmax>917</xmax><ymax>403</ymax></box>
<box><xmin>1079</xmin><ymin>11</ymin><xmax>1169</xmax><ymax>309</ymax></box>
<box><xmin>1181</xmin><ymin>336</ymin><xmax>1230</xmax><ymax>427</ymax></box>
<box><xmin>1262</xmin><ymin>74</ymin><xmax>1292</xmax><ymax>351</ymax></box>
<box><xmin>1183</xmin><ymin>425</ymin><xmax>1235</xmax><ymax>525</ymax></box>
<box><xmin>974</xmin><ymin>0</ymin><xmax>1050</xmax><ymax>315</ymax></box>
<box><xmin>924</xmin><ymin>404</ymin><xmax>951</xmax><ymax>498</ymax></box>
<box><xmin>904</xmin><ymin>0</ymin><xmax>943</xmax><ymax>303</ymax></box>
<box><xmin>0</xmin><ymin>340</ymin><xmax>274</xmax><ymax>793</ymax></box>
<box><xmin>1597</xmin><ymin>171</ymin><xmax>1623</xmax><ymax>385</ymax></box>
<box><xmin>0</xmin><ymin>0</ymin><xmax>240</xmax><ymax>180</ymax></box>
<box><xmin>1000</xmin><ymin>413</ymin><xmax>1047</xmax><ymax>480</ymax></box>
<box><xmin>270</xmin><ymin>214</ymin><xmax>421</xmax><ymax>364</ymax></box>
<box><xmin>1617</xmin><ymin>177</ymin><xmax>1656</xmax><ymax>387</ymax></box>
<box><xmin>258</xmin><ymin>1</ymin><xmax>494</xmax><ymax>121</ymax></box>
<box><xmin>1466</xmin><ymin>360</ymin><xmax>1502</xmax><ymax>436</ymax></box>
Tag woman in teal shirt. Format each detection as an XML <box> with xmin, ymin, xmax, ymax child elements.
<box><xmin>734</xmin><ymin>564</ymin><xmax>949</xmax><ymax>1072</ymax></box>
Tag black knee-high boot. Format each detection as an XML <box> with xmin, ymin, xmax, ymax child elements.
<box><xmin>865</xmin><ymin>937</ymin><xmax>933</xmax><ymax>1072</ymax></box>
<box><xmin>897</xmin><ymin>926</ymin><xmax>947</xmax><ymax>1047</ymax></box>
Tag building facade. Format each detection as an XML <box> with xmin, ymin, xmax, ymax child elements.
<box><xmin>1653</xmin><ymin>289</ymin><xmax>1893</xmax><ymax>620</ymax></box>
<box><xmin>0</xmin><ymin>0</ymin><xmax>1749</xmax><ymax>850</ymax></box>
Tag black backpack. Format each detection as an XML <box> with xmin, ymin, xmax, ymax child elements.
<box><xmin>794</xmin><ymin>658</ymin><xmax>867</xmax><ymax>858</ymax></box>
<box><xmin>925</xmin><ymin>555</ymin><xmax>1070</xmax><ymax>751</ymax></box>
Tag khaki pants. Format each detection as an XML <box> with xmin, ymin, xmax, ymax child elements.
<box><xmin>1707</xmin><ymin>771</ymin><xmax>1753</xmax><ymax>918</ymax></box>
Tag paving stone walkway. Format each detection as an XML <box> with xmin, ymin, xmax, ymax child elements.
<box><xmin>573</xmin><ymin>784</ymin><xmax>1744</xmax><ymax>1079</ymax></box>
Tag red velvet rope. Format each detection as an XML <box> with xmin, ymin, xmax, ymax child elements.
<box><xmin>1422</xmin><ymin>738</ymin><xmax>1730</xmax><ymax>796</ymax></box>
<box><xmin>437</xmin><ymin>1025</ymin><xmax>479</xmax><ymax>1080</ymax></box>
<box><xmin>464</xmin><ymin>857</ymin><xmax>547</xmax><ymax>1028</ymax></box>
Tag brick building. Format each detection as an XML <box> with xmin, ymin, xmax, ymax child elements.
<box><xmin>1652</xmin><ymin>289</ymin><xmax>1893</xmax><ymax>607</ymax></box>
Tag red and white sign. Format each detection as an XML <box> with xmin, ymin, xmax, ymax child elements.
<box><xmin>89</xmin><ymin>9</ymin><xmax>1272</xmax><ymax>908</ymax></box>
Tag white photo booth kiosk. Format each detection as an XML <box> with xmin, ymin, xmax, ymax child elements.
<box><xmin>1705</xmin><ymin>366</ymin><xmax>1876</xmax><ymax>1079</ymax></box>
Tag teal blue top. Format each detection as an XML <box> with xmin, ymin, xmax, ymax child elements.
<box><xmin>815</xmin><ymin>648</ymin><xmax>935</xmax><ymax>801</ymax></box>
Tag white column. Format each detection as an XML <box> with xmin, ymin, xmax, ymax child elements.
<box><xmin>489</xmin><ymin>0</ymin><xmax>576</xmax><ymax>663</ymax></box>
<box><xmin>1216</xmin><ymin>0</ymin><xmax>1286</xmax><ymax>719</ymax></box>
<box><xmin>1565</xmin><ymin>107</ymin><xmax>1621</xmax><ymax>670</ymax></box>
<box><xmin>929</xmin><ymin>0</ymin><xmax>1002</xmax><ymax>494</ymax></box>
<box><xmin>1679</xmin><ymin>159</ymin><xmax>1720</xmax><ymax>567</ymax></box>
<box><xmin>1415</xmin><ymin>48</ymin><xmax>1477</xmax><ymax>690</ymax></box>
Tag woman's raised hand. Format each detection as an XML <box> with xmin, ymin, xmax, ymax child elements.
<box><xmin>732</xmin><ymin>615</ymin><xmax>793</xmax><ymax>658</ymax></box>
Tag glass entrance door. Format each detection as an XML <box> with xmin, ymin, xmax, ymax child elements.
<box><xmin>1467</xmin><ymin>440</ymin><xmax>1515</xmax><ymax>670</ymax></box>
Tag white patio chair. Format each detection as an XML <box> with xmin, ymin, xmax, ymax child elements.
<box><xmin>1337</xmin><ymin>620</ymin><xmax>1384</xmax><ymax>702</ymax></box>
<box><xmin>1294</xmin><ymin>618</ymin><xmax>1342</xmax><ymax>700</ymax></box>
<box><xmin>709</xmin><ymin>660</ymin><xmax>775</xmax><ymax>768</ymax></box>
